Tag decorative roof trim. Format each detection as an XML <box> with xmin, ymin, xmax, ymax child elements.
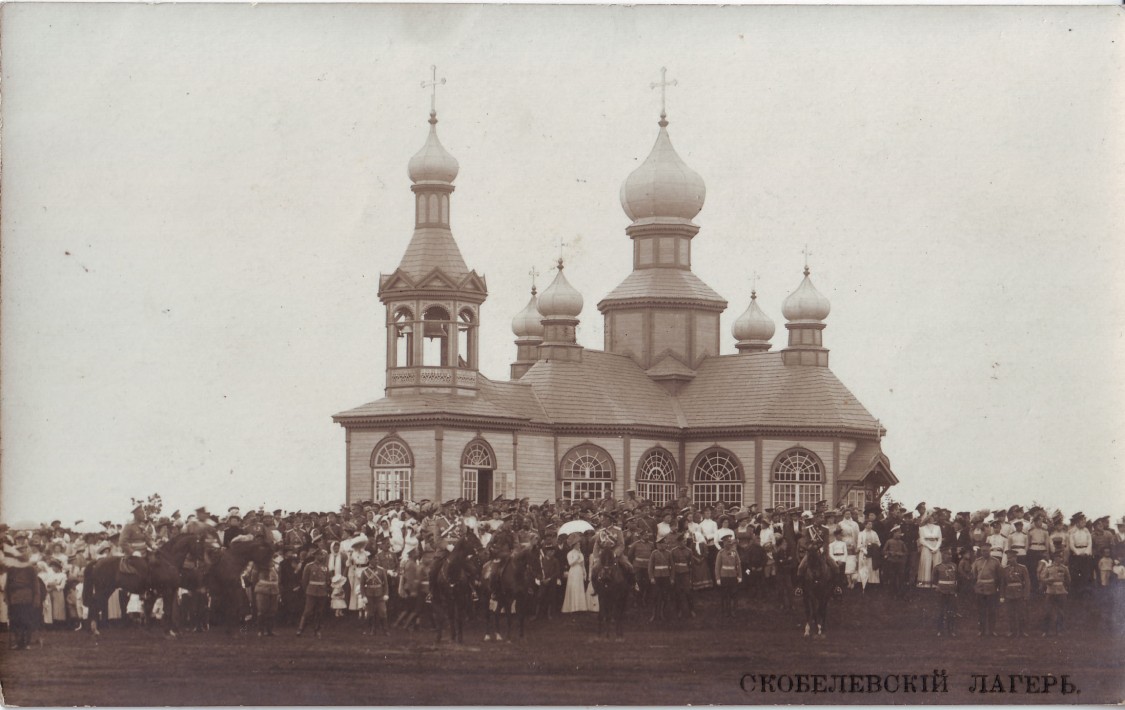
<box><xmin>597</xmin><ymin>296</ymin><xmax>727</xmax><ymax>312</ymax></box>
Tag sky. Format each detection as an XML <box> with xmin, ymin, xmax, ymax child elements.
<box><xmin>2</xmin><ymin>4</ymin><xmax>1123</xmax><ymax>526</ymax></box>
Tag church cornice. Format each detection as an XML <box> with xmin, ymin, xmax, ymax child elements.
<box><xmin>378</xmin><ymin>267</ymin><xmax>488</xmax><ymax>302</ymax></box>
<box><xmin>597</xmin><ymin>296</ymin><xmax>727</xmax><ymax>313</ymax></box>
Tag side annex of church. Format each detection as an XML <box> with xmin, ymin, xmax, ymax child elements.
<box><xmin>333</xmin><ymin>85</ymin><xmax>898</xmax><ymax>512</ymax></box>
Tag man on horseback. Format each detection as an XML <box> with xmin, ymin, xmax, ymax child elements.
<box><xmin>119</xmin><ymin>504</ymin><xmax>154</xmax><ymax>578</ymax></box>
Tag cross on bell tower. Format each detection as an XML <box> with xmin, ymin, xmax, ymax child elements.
<box><xmin>421</xmin><ymin>65</ymin><xmax>446</xmax><ymax>123</ymax></box>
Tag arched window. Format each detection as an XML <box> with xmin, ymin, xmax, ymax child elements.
<box><xmin>422</xmin><ymin>305</ymin><xmax>450</xmax><ymax>366</ymax></box>
<box><xmin>635</xmin><ymin>447</ymin><xmax>677</xmax><ymax>505</ymax></box>
<box><xmin>691</xmin><ymin>448</ymin><xmax>743</xmax><ymax>508</ymax></box>
<box><xmin>393</xmin><ymin>307</ymin><xmax>414</xmax><ymax>367</ymax></box>
<box><xmin>771</xmin><ymin>448</ymin><xmax>823</xmax><ymax>512</ymax></box>
<box><xmin>427</xmin><ymin>194</ymin><xmax>439</xmax><ymax>223</ymax></box>
<box><xmin>461</xmin><ymin>439</ymin><xmax>496</xmax><ymax>503</ymax></box>
<box><xmin>370</xmin><ymin>437</ymin><xmax>413</xmax><ymax>502</ymax></box>
<box><xmin>560</xmin><ymin>444</ymin><xmax>615</xmax><ymax>502</ymax></box>
<box><xmin>457</xmin><ymin>308</ymin><xmax>476</xmax><ymax>369</ymax></box>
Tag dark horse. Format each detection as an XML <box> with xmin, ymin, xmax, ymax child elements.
<box><xmin>797</xmin><ymin>545</ymin><xmax>833</xmax><ymax>637</ymax></box>
<box><xmin>205</xmin><ymin>538</ymin><xmax>275</xmax><ymax>633</ymax></box>
<box><xmin>592</xmin><ymin>547</ymin><xmax>630</xmax><ymax>640</ymax></box>
<box><xmin>482</xmin><ymin>546</ymin><xmax>539</xmax><ymax>642</ymax></box>
<box><xmin>83</xmin><ymin>533</ymin><xmax>205</xmax><ymax>637</ymax></box>
<box><xmin>430</xmin><ymin>532</ymin><xmax>482</xmax><ymax>644</ymax></box>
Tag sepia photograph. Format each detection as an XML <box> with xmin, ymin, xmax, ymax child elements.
<box><xmin>1</xmin><ymin>2</ymin><xmax>1123</xmax><ymax>705</ymax></box>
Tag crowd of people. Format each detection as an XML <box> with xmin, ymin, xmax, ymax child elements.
<box><xmin>3</xmin><ymin>488</ymin><xmax>1125</xmax><ymax>649</ymax></box>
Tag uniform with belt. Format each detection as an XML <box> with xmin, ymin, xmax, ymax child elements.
<box><xmin>1001</xmin><ymin>553</ymin><xmax>1030</xmax><ymax>637</ymax></box>
<box><xmin>934</xmin><ymin>559</ymin><xmax>959</xmax><ymax>636</ymax></box>
<box><xmin>714</xmin><ymin>543</ymin><xmax>742</xmax><ymax>618</ymax></box>
<box><xmin>648</xmin><ymin>543</ymin><xmax>673</xmax><ymax>622</ymax></box>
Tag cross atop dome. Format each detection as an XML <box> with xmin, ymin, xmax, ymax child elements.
<box><xmin>421</xmin><ymin>65</ymin><xmax>446</xmax><ymax>125</ymax></box>
<box><xmin>650</xmin><ymin>66</ymin><xmax>678</xmax><ymax>127</ymax></box>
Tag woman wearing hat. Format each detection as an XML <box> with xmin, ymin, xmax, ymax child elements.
<box><xmin>561</xmin><ymin>537</ymin><xmax>589</xmax><ymax>614</ymax></box>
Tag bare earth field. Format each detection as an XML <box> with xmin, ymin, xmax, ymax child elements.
<box><xmin>2</xmin><ymin>590</ymin><xmax>1123</xmax><ymax>706</ymax></box>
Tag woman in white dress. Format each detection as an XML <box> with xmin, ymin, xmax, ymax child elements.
<box><xmin>561</xmin><ymin>542</ymin><xmax>589</xmax><ymax>614</ymax></box>
<box><xmin>838</xmin><ymin>511</ymin><xmax>861</xmax><ymax>588</ymax></box>
<box><xmin>856</xmin><ymin>521</ymin><xmax>882</xmax><ymax>590</ymax></box>
<box><xmin>917</xmin><ymin>516</ymin><xmax>943</xmax><ymax>588</ymax></box>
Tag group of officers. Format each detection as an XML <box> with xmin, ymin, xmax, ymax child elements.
<box><xmin>4</xmin><ymin>490</ymin><xmax>1125</xmax><ymax>644</ymax></box>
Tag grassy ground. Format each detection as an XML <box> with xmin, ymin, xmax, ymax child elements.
<box><xmin>2</xmin><ymin>587</ymin><xmax>1123</xmax><ymax>705</ymax></box>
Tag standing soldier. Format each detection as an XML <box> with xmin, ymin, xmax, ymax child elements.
<box><xmin>297</xmin><ymin>549</ymin><xmax>329</xmax><ymax>638</ymax></box>
<box><xmin>1067</xmin><ymin>512</ymin><xmax>1093</xmax><ymax>596</ymax></box>
<box><xmin>933</xmin><ymin>553</ymin><xmax>959</xmax><ymax>636</ymax></box>
<box><xmin>714</xmin><ymin>535</ymin><xmax>743</xmax><ymax>618</ymax></box>
<box><xmin>972</xmin><ymin>542</ymin><xmax>1003</xmax><ymax>636</ymax></box>
<box><xmin>360</xmin><ymin>557</ymin><xmax>390</xmax><ymax>637</ymax></box>
<box><xmin>670</xmin><ymin>533</ymin><xmax>695</xmax><ymax>619</ymax></box>
<box><xmin>252</xmin><ymin>555</ymin><xmax>281</xmax><ymax>637</ymax></box>
<box><xmin>1001</xmin><ymin>547</ymin><xmax>1030</xmax><ymax>637</ymax></box>
<box><xmin>629</xmin><ymin>529</ymin><xmax>655</xmax><ymax>610</ymax></box>
<box><xmin>647</xmin><ymin>534</ymin><xmax>673</xmax><ymax>622</ymax></box>
<box><xmin>882</xmin><ymin>526</ymin><xmax>908</xmax><ymax>599</ymax></box>
<box><xmin>1040</xmin><ymin>550</ymin><xmax>1071</xmax><ymax>636</ymax></box>
<box><xmin>1026</xmin><ymin>514</ymin><xmax>1050</xmax><ymax>597</ymax></box>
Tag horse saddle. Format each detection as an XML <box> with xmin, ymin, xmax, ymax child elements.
<box><xmin>119</xmin><ymin>556</ymin><xmax>147</xmax><ymax>578</ymax></box>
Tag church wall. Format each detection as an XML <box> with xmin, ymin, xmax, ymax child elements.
<box><xmin>684</xmin><ymin>439</ymin><xmax>757</xmax><ymax>508</ymax></box>
<box><xmin>692</xmin><ymin>312</ymin><xmax>720</xmax><ymax>364</ymax></box>
<box><xmin>609</xmin><ymin>311</ymin><xmax>645</xmax><ymax>363</ymax></box>
<box><xmin>652</xmin><ymin>311</ymin><xmax>688</xmax><ymax>363</ymax></box>
<box><xmin>516</xmin><ymin>433</ymin><xmax>556</xmax><ymax>504</ymax></box>
<box><xmin>400</xmin><ymin>429</ymin><xmax>439</xmax><ymax>502</ymax></box>
<box><xmin>347</xmin><ymin>429</ymin><xmax>387</xmax><ymax>503</ymax></box>
<box><xmin>760</xmin><ymin>438</ymin><xmax>836</xmax><ymax>510</ymax></box>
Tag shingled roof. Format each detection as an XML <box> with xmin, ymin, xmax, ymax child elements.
<box><xmin>394</xmin><ymin>227</ymin><xmax>469</xmax><ymax>281</ymax></box>
<box><xmin>676</xmin><ymin>353</ymin><xmax>881</xmax><ymax>433</ymax></box>
<box><xmin>517</xmin><ymin>350</ymin><xmax>682</xmax><ymax>428</ymax></box>
<box><xmin>597</xmin><ymin>269</ymin><xmax>726</xmax><ymax>309</ymax></box>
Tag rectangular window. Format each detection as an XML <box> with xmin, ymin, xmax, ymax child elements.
<box><xmin>693</xmin><ymin>483</ymin><xmax>744</xmax><ymax>508</ymax></box>
<box><xmin>374</xmin><ymin>469</ymin><xmax>412</xmax><ymax>502</ymax></box>
<box><xmin>658</xmin><ymin>237</ymin><xmax>675</xmax><ymax>264</ymax></box>
<box><xmin>562</xmin><ymin>480</ymin><xmax>613</xmax><ymax>503</ymax></box>
<box><xmin>771</xmin><ymin>483</ymin><xmax>822</xmax><ymax>511</ymax></box>
<box><xmin>462</xmin><ymin>469</ymin><xmax>478</xmax><ymax>503</ymax></box>
<box><xmin>845</xmin><ymin>488</ymin><xmax>868</xmax><ymax>509</ymax></box>
<box><xmin>637</xmin><ymin>482</ymin><xmax>676</xmax><ymax>506</ymax></box>
<box><xmin>637</xmin><ymin>239</ymin><xmax>654</xmax><ymax>266</ymax></box>
<box><xmin>493</xmin><ymin>471</ymin><xmax>516</xmax><ymax>499</ymax></box>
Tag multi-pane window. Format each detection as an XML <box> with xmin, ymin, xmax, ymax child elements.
<box><xmin>461</xmin><ymin>469</ymin><xmax>478</xmax><ymax>501</ymax></box>
<box><xmin>636</xmin><ymin>448</ymin><xmax>677</xmax><ymax>505</ymax></box>
<box><xmin>371</xmin><ymin>439</ymin><xmax>413</xmax><ymax>502</ymax></box>
<box><xmin>844</xmin><ymin>488</ymin><xmax>868</xmax><ymax>510</ymax></box>
<box><xmin>692</xmin><ymin>449</ymin><xmax>743</xmax><ymax>508</ymax></box>
<box><xmin>560</xmin><ymin>444</ymin><xmax>614</xmax><ymax>502</ymax></box>
<box><xmin>461</xmin><ymin>440</ymin><xmax>494</xmax><ymax>503</ymax></box>
<box><xmin>771</xmin><ymin>449</ymin><xmax>823</xmax><ymax>511</ymax></box>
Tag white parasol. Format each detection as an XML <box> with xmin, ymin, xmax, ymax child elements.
<box><xmin>557</xmin><ymin>520</ymin><xmax>594</xmax><ymax>536</ymax></box>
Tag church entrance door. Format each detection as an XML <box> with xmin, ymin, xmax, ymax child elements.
<box><xmin>477</xmin><ymin>470</ymin><xmax>493</xmax><ymax>503</ymax></box>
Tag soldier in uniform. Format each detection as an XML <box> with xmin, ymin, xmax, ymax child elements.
<box><xmin>1001</xmin><ymin>547</ymin><xmax>1030</xmax><ymax>637</ymax></box>
<box><xmin>669</xmin><ymin>533</ymin><xmax>695</xmax><ymax>619</ymax></box>
<box><xmin>360</xmin><ymin>557</ymin><xmax>390</xmax><ymax>636</ymax></box>
<box><xmin>972</xmin><ymin>542</ymin><xmax>1003</xmax><ymax>636</ymax></box>
<box><xmin>881</xmin><ymin>526</ymin><xmax>908</xmax><ymax>599</ymax></box>
<box><xmin>118</xmin><ymin>504</ymin><xmax>153</xmax><ymax>577</ymax></box>
<box><xmin>714</xmin><ymin>535</ymin><xmax>743</xmax><ymax>618</ymax></box>
<box><xmin>933</xmin><ymin>553</ymin><xmax>959</xmax><ymax>636</ymax></box>
<box><xmin>628</xmin><ymin>528</ymin><xmax>655</xmax><ymax>609</ymax></box>
<box><xmin>1040</xmin><ymin>550</ymin><xmax>1071</xmax><ymax>636</ymax></box>
<box><xmin>648</xmin><ymin>534</ymin><xmax>673</xmax><ymax>622</ymax></box>
<box><xmin>297</xmin><ymin>549</ymin><xmax>329</xmax><ymax>637</ymax></box>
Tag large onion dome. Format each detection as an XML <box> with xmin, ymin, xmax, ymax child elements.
<box><xmin>732</xmin><ymin>290</ymin><xmax>776</xmax><ymax>342</ymax></box>
<box><xmin>782</xmin><ymin>267</ymin><xmax>831</xmax><ymax>322</ymax></box>
<box><xmin>537</xmin><ymin>260</ymin><xmax>584</xmax><ymax>318</ymax></box>
<box><xmin>511</xmin><ymin>287</ymin><xmax>544</xmax><ymax>338</ymax></box>
<box><xmin>407</xmin><ymin>112</ymin><xmax>459</xmax><ymax>184</ymax></box>
<box><xmin>619</xmin><ymin>122</ymin><xmax>705</xmax><ymax>223</ymax></box>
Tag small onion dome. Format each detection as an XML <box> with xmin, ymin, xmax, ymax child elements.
<box><xmin>511</xmin><ymin>287</ymin><xmax>544</xmax><ymax>338</ymax></box>
<box><xmin>732</xmin><ymin>291</ymin><xmax>775</xmax><ymax>342</ymax></box>
<box><xmin>619</xmin><ymin>124</ymin><xmax>705</xmax><ymax>223</ymax></box>
<box><xmin>782</xmin><ymin>266</ymin><xmax>831</xmax><ymax>322</ymax></box>
<box><xmin>537</xmin><ymin>259</ymin><xmax>584</xmax><ymax>318</ymax></box>
<box><xmin>407</xmin><ymin>112</ymin><xmax>459</xmax><ymax>184</ymax></box>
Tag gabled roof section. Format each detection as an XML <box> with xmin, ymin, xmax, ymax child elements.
<box><xmin>676</xmin><ymin>353</ymin><xmax>880</xmax><ymax>432</ymax></box>
<box><xmin>598</xmin><ymin>268</ymin><xmax>727</xmax><ymax>310</ymax></box>
<box><xmin>839</xmin><ymin>440</ymin><xmax>899</xmax><ymax>486</ymax></box>
<box><xmin>518</xmin><ymin>350</ymin><xmax>680</xmax><ymax>428</ymax></box>
<box><xmin>646</xmin><ymin>354</ymin><xmax>696</xmax><ymax>380</ymax></box>
<box><xmin>395</xmin><ymin>227</ymin><xmax>469</xmax><ymax>281</ymax></box>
